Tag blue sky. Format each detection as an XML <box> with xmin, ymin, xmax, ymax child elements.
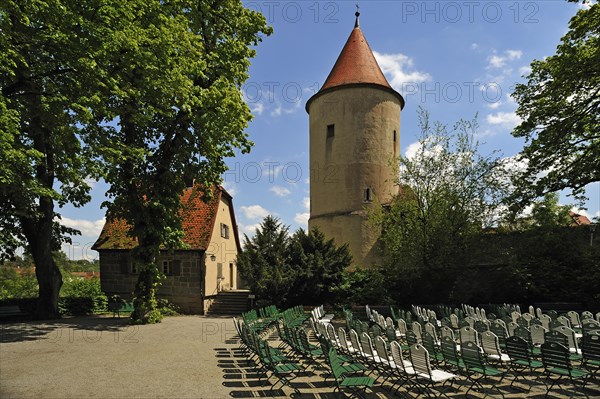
<box><xmin>58</xmin><ymin>1</ymin><xmax>599</xmax><ymax>261</ymax></box>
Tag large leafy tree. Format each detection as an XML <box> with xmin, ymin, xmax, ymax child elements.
<box><xmin>1</xmin><ymin>0</ymin><xmax>103</xmax><ymax>319</ymax></box>
<box><xmin>376</xmin><ymin>108</ymin><xmax>509</xmax><ymax>304</ymax></box>
<box><xmin>87</xmin><ymin>0</ymin><xmax>271</xmax><ymax>324</ymax></box>
<box><xmin>510</xmin><ymin>3</ymin><xmax>599</xmax><ymax>210</ymax></box>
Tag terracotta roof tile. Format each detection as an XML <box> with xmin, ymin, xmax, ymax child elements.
<box><xmin>320</xmin><ymin>26</ymin><xmax>391</xmax><ymax>92</ymax></box>
<box><xmin>92</xmin><ymin>186</ymin><xmax>224</xmax><ymax>251</ymax></box>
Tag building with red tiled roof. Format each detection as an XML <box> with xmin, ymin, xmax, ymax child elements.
<box><xmin>92</xmin><ymin>186</ymin><xmax>242</xmax><ymax>314</ymax></box>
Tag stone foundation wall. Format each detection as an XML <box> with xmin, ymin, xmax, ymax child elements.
<box><xmin>99</xmin><ymin>250</ymin><xmax>204</xmax><ymax>314</ymax></box>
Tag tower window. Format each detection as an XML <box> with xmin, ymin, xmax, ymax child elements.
<box><xmin>327</xmin><ymin>124</ymin><xmax>335</xmax><ymax>138</ymax></box>
<box><xmin>393</xmin><ymin>130</ymin><xmax>397</xmax><ymax>142</ymax></box>
<box><xmin>364</xmin><ymin>187</ymin><xmax>373</xmax><ymax>203</ymax></box>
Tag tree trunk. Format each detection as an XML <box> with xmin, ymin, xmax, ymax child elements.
<box><xmin>130</xmin><ymin>237</ymin><xmax>163</xmax><ymax>324</ymax></box>
<box><xmin>21</xmin><ymin>197</ymin><xmax>63</xmax><ymax>320</ymax></box>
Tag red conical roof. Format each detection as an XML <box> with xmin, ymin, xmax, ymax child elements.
<box><xmin>320</xmin><ymin>26</ymin><xmax>392</xmax><ymax>91</ymax></box>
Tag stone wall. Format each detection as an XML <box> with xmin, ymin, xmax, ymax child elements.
<box><xmin>99</xmin><ymin>250</ymin><xmax>205</xmax><ymax>314</ymax></box>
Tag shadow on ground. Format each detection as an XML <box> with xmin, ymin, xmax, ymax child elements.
<box><xmin>0</xmin><ymin>315</ymin><xmax>132</xmax><ymax>344</ymax></box>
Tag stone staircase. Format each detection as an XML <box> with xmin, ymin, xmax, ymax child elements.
<box><xmin>206</xmin><ymin>290</ymin><xmax>250</xmax><ymax>316</ymax></box>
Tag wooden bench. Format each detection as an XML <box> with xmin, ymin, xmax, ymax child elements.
<box><xmin>0</xmin><ymin>305</ymin><xmax>27</xmax><ymax>319</ymax></box>
<box><xmin>108</xmin><ymin>302</ymin><xmax>134</xmax><ymax>318</ymax></box>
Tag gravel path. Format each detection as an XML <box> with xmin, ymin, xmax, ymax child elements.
<box><xmin>1</xmin><ymin>315</ymin><xmax>237</xmax><ymax>399</ymax></box>
<box><xmin>1</xmin><ymin>315</ymin><xmax>599</xmax><ymax>399</ymax></box>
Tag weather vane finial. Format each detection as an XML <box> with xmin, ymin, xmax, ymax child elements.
<box><xmin>355</xmin><ymin>4</ymin><xmax>360</xmax><ymax>28</ymax></box>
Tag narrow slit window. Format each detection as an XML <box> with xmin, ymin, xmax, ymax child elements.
<box><xmin>364</xmin><ymin>187</ymin><xmax>372</xmax><ymax>203</ymax></box>
<box><xmin>393</xmin><ymin>130</ymin><xmax>397</xmax><ymax>142</ymax></box>
<box><xmin>327</xmin><ymin>124</ymin><xmax>335</xmax><ymax>138</ymax></box>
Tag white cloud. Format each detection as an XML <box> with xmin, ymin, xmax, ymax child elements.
<box><xmin>405</xmin><ymin>141</ymin><xmax>422</xmax><ymax>160</ymax></box>
<box><xmin>250</xmin><ymin>102</ymin><xmax>265</xmax><ymax>116</ymax></box>
<box><xmin>293</xmin><ymin>197</ymin><xmax>310</xmax><ymax>227</ymax></box>
<box><xmin>519</xmin><ymin>66</ymin><xmax>532</xmax><ymax>76</ymax></box>
<box><xmin>486</xmin><ymin>112</ymin><xmax>522</xmax><ymax>128</ymax></box>
<box><xmin>373</xmin><ymin>51</ymin><xmax>431</xmax><ymax>92</ymax></box>
<box><xmin>240</xmin><ymin>205</ymin><xmax>270</xmax><ymax>220</ymax></box>
<box><xmin>238</xmin><ymin>223</ymin><xmax>262</xmax><ymax>237</ymax></box>
<box><xmin>486</xmin><ymin>101</ymin><xmax>502</xmax><ymax>110</ymax></box>
<box><xmin>60</xmin><ymin>217</ymin><xmax>106</xmax><ymax>237</ymax></box>
<box><xmin>471</xmin><ymin>43</ymin><xmax>479</xmax><ymax>50</ymax></box>
<box><xmin>486</xmin><ymin>49</ymin><xmax>522</xmax><ymax>69</ymax></box>
<box><xmin>294</xmin><ymin>212</ymin><xmax>309</xmax><ymax>226</ymax></box>
<box><xmin>269</xmin><ymin>186</ymin><xmax>291</xmax><ymax>197</ymax></box>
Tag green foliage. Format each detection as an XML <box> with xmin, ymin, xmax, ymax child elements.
<box><xmin>238</xmin><ymin>216</ymin><xmax>352</xmax><ymax>308</ymax></box>
<box><xmin>81</xmin><ymin>0</ymin><xmax>272</xmax><ymax>324</ymax></box>
<box><xmin>510</xmin><ymin>3</ymin><xmax>600</xmax><ymax>209</ymax></box>
<box><xmin>530</xmin><ymin>193</ymin><xmax>573</xmax><ymax>228</ymax></box>
<box><xmin>377</xmin><ymin>108</ymin><xmax>509</xmax><ymax>305</ymax></box>
<box><xmin>333</xmin><ymin>266</ymin><xmax>390</xmax><ymax>307</ymax></box>
<box><xmin>237</xmin><ymin>216</ymin><xmax>293</xmax><ymax>308</ymax></box>
<box><xmin>0</xmin><ymin>267</ymin><xmax>38</xmax><ymax>299</ymax></box>
<box><xmin>287</xmin><ymin>229</ymin><xmax>352</xmax><ymax>306</ymax></box>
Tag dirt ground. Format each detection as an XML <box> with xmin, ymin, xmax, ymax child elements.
<box><xmin>1</xmin><ymin>315</ymin><xmax>599</xmax><ymax>399</ymax></box>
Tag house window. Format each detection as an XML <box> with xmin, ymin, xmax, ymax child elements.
<box><xmin>162</xmin><ymin>260</ymin><xmax>173</xmax><ymax>275</ymax></box>
<box><xmin>217</xmin><ymin>263</ymin><xmax>223</xmax><ymax>279</ymax></box>
<box><xmin>220</xmin><ymin>223</ymin><xmax>230</xmax><ymax>239</ymax></box>
<box><xmin>327</xmin><ymin>124</ymin><xmax>335</xmax><ymax>138</ymax></box>
<box><xmin>393</xmin><ymin>130</ymin><xmax>397</xmax><ymax>142</ymax></box>
<box><xmin>364</xmin><ymin>187</ymin><xmax>373</xmax><ymax>203</ymax></box>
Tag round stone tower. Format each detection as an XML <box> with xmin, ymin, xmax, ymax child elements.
<box><xmin>306</xmin><ymin>12</ymin><xmax>404</xmax><ymax>267</ymax></box>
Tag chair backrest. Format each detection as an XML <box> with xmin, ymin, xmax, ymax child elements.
<box><xmin>440</xmin><ymin>325</ymin><xmax>455</xmax><ymax>341</ymax></box>
<box><xmin>409</xmin><ymin>343</ymin><xmax>432</xmax><ymax>377</ymax></box>
<box><xmin>597</xmin><ymin>312</ymin><xmax>600</xmax><ymax>322</ymax></box>
<box><xmin>326</xmin><ymin>323</ymin><xmax>339</xmax><ymax>345</ymax></box>
<box><xmin>507</xmin><ymin>321</ymin><xmax>519</xmax><ymax>336</ymax></box>
<box><xmin>582</xmin><ymin>319</ymin><xmax>600</xmax><ymax>335</ymax></box>
<box><xmin>481</xmin><ymin>331</ymin><xmax>502</xmax><ymax>358</ymax></box>
<box><xmin>375</xmin><ymin>336</ymin><xmax>390</xmax><ymax>362</ymax></box>
<box><xmin>412</xmin><ymin>321</ymin><xmax>423</xmax><ymax>335</ymax></box>
<box><xmin>459</xmin><ymin>326</ymin><xmax>479</xmax><ymax>346</ymax></box>
<box><xmin>360</xmin><ymin>332</ymin><xmax>375</xmax><ymax>357</ymax></box>
<box><xmin>474</xmin><ymin>320</ymin><xmax>490</xmax><ymax>334</ymax></box>
<box><xmin>464</xmin><ymin>316</ymin><xmax>475</xmax><ymax>327</ymax></box>
<box><xmin>386</xmin><ymin>317</ymin><xmax>394</xmax><ymax>329</ymax></box>
<box><xmin>371</xmin><ymin>324</ymin><xmax>382</xmax><ymax>337</ymax></box>
<box><xmin>581</xmin><ymin>310</ymin><xmax>593</xmax><ymax>320</ymax></box>
<box><xmin>567</xmin><ymin>311</ymin><xmax>581</xmax><ymax>328</ymax></box>
<box><xmin>522</xmin><ymin>312</ymin><xmax>534</xmax><ymax>322</ymax></box>
<box><xmin>424</xmin><ymin>322</ymin><xmax>438</xmax><ymax>341</ymax></box>
<box><xmin>406</xmin><ymin>329</ymin><xmax>420</xmax><ymax>346</ymax></box>
<box><xmin>516</xmin><ymin>316</ymin><xmax>530</xmax><ymax>328</ymax></box>
<box><xmin>530</xmin><ymin>318</ymin><xmax>543</xmax><ymax>327</ymax></box>
<box><xmin>349</xmin><ymin>329</ymin><xmax>362</xmax><ymax>354</ymax></box>
<box><xmin>557</xmin><ymin>315</ymin><xmax>572</xmax><ymax>329</ymax></box>
<box><xmin>582</xmin><ymin>331</ymin><xmax>600</xmax><ymax>362</ymax></box>
<box><xmin>511</xmin><ymin>310</ymin><xmax>521</xmax><ymax>323</ymax></box>
<box><xmin>540</xmin><ymin>314</ymin><xmax>551</xmax><ymax>330</ymax></box>
<box><xmin>505</xmin><ymin>335</ymin><xmax>533</xmax><ymax>362</ymax></box>
<box><xmin>390</xmin><ymin>340</ymin><xmax>409</xmax><ymax>372</ymax></box>
<box><xmin>397</xmin><ymin>318</ymin><xmax>407</xmax><ymax>335</ymax></box>
<box><xmin>530</xmin><ymin>324</ymin><xmax>547</xmax><ymax>346</ymax></box>
<box><xmin>450</xmin><ymin>313</ymin><xmax>459</xmax><ymax>329</ymax></box>
<box><xmin>338</xmin><ymin>328</ymin><xmax>351</xmax><ymax>352</ymax></box>
<box><xmin>547</xmin><ymin>310</ymin><xmax>558</xmax><ymax>320</ymax></box>
<box><xmin>461</xmin><ymin>341</ymin><xmax>486</xmax><ymax>370</ymax></box>
<box><xmin>328</xmin><ymin>347</ymin><xmax>345</xmax><ymax>380</ymax></box>
<box><xmin>554</xmin><ymin>325</ymin><xmax>579</xmax><ymax>351</ymax></box>
<box><xmin>536</xmin><ymin>307</ymin><xmax>543</xmax><ymax>319</ymax></box>
<box><xmin>441</xmin><ymin>336</ymin><xmax>461</xmax><ymax>365</ymax></box>
<box><xmin>541</xmin><ymin>342</ymin><xmax>572</xmax><ymax>372</ymax></box>
<box><xmin>545</xmin><ymin>330</ymin><xmax>568</xmax><ymax>346</ymax></box>
<box><xmin>422</xmin><ymin>332</ymin><xmax>439</xmax><ymax>356</ymax></box>
<box><xmin>513</xmin><ymin>326</ymin><xmax>532</xmax><ymax>346</ymax></box>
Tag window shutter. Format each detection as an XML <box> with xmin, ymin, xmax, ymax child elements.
<box><xmin>120</xmin><ymin>254</ymin><xmax>130</xmax><ymax>274</ymax></box>
<box><xmin>173</xmin><ymin>260</ymin><xmax>182</xmax><ymax>276</ymax></box>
